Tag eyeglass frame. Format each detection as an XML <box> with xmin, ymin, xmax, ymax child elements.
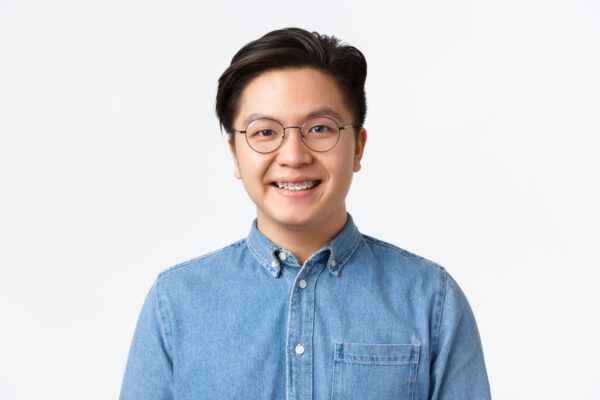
<box><xmin>232</xmin><ymin>116</ymin><xmax>357</xmax><ymax>154</ymax></box>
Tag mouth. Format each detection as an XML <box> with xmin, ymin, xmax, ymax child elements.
<box><xmin>271</xmin><ymin>180</ymin><xmax>321</xmax><ymax>192</ymax></box>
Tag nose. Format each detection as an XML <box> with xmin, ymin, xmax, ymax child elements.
<box><xmin>276</xmin><ymin>127</ymin><xmax>312</xmax><ymax>167</ymax></box>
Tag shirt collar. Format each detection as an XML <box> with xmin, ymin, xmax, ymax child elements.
<box><xmin>245</xmin><ymin>213</ymin><xmax>362</xmax><ymax>278</ymax></box>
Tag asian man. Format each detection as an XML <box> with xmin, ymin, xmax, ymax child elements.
<box><xmin>120</xmin><ymin>27</ymin><xmax>491</xmax><ymax>400</ymax></box>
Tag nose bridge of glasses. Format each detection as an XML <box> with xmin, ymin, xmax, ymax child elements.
<box><xmin>282</xmin><ymin>125</ymin><xmax>303</xmax><ymax>136</ymax></box>
<box><xmin>281</xmin><ymin>125</ymin><xmax>305</xmax><ymax>144</ymax></box>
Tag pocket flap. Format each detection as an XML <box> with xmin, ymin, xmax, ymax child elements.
<box><xmin>334</xmin><ymin>342</ymin><xmax>420</xmax><ymax>365</ymax></box>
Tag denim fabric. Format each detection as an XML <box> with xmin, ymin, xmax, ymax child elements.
<box><xmin>120</xmin><ymin>214</ymin><xmax>490</xmax><ymax>399</ymax></box>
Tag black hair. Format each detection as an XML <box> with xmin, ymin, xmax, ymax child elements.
<box><xmin>215</xmin><ymin>27</ymin><xmax>367</xmax><ymax>140</ymax></box>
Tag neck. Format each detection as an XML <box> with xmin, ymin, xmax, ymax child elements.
<box><xmin>256</xmin><ymin>210</ymin><xmax>348</xmax><ymax>265</ymax></box>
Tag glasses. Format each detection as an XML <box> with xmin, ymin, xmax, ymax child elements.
<box><xmin>233</xmin><ymin>117</ymin><xmax>356</xmax><ymax>154</ymax></box>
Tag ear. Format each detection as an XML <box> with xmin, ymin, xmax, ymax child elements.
<box><xmin>228</xmin><ymin>136</ymin><xmax>242</xmax><ymax>179</ymax></box>
<box><xmin>353</xmin><ymin>128</ymin><xmax>367</xmax><ymax>172</ymax></box>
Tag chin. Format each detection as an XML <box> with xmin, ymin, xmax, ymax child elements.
<box><xmin>269</xmin><ymin>209</ymin><xmax>322</xmax><ymax>229</ymax></box>
<box><xmin>278</xmin><ymin>215</ymin><xmax>317</xmax><ymax>229</ymax></box>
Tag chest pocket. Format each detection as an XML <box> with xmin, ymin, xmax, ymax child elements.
<box><xmin>331</xmin><ymin>342</ymin><xmax>420</xmax><ymax>400</ymax></box>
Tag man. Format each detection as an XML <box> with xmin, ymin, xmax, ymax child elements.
<box><xmin>120</xmin><ymin>27</ymin><xmax>491</xmax><ymax>399</ymax></box>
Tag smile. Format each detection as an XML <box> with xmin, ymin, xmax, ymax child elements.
<box><xmin>274</xmin><ymin>180</ymin><xmax>320</xmax><ymax>192</ymax></box>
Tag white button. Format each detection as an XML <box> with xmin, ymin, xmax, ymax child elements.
<box><xmin>271</xmin><ymin>261</ymin><xmax>277</xmax><ymax>268</ymax></box>
<box><xmin>295</xmin><ymin>344</ymin><xmax>305</xmax><ymax>355</ymax></box>
<box><xmin>331</xmin><ymin>259</ymin><xmax>337</xmax><ymax>267</ymax></box>
<box><xmin>299</xmin><ymin>279</ymin><xmax>307</xmax><ymax>289</ymax></box>
<box><xmin>278</xmin><ymin>252</ymin><xmax>287</xmax><ymax>261</ymax></box>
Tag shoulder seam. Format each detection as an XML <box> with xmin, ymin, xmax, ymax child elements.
<box><xmin>361</xmin><ymin>234</ymin><xmax>444</xmax><ymax>270</ymax></box>
<box><xmin>157</xmin><ymin>239</ymin><xmax>245</xmax><ymax>277</ymax></box>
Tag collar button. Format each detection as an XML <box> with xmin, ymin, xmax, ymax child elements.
<box><xmin>278</xmin><ymin>252</ymin><xmax>287</xmax><ymax>261</ymax></box>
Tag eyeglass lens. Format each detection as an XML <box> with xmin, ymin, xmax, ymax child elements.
<box><xmin>245</xmin><ymin>117</ymin><xmax>340</xmax><ymax>153</ymax></box>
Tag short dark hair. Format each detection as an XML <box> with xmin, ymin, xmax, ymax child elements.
<box><xmin>215</xmin><ymin>27</ymin><xmax>367</xmax><ymax>140</ymax></box>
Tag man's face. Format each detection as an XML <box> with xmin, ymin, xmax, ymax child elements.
<box><xmin>229</xmin><ymin>67</ymin><xmax>366</xmax><ymax>234</ymax></box>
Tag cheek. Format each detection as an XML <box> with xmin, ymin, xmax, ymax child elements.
<box><xmin>237</xmin><ymin>152</ymin><xmax>270</xmax><ymax>183</ymax></box>
<box><xmin>333</xmin><ymin>143</ymin><xmax>358</xmax><ymax>173</ymax></box>
<box><xmin>324</xmin><ymin>154</ymin><xmax>355</xmax><ymax>186</ymax></box>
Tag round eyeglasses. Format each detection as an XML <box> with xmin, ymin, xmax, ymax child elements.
<box><xmin>233</xmin><ymin>117</ymin><xmax>356</xmax><ymax>154</ymax></box>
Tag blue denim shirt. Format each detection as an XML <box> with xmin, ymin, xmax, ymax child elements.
<box><xmin>120</xmin><ymin>215</ymin><xmax>490</xmax><ymax>399</ymax></box>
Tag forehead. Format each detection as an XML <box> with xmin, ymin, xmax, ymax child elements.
<box><xmin>235</xmin><ymin>67</ymin><xmax>351</xmax><ymax>127</ymax></box>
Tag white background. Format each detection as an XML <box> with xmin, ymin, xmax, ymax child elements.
<box><xmin>1</xmin><ymin>0</ymin><xmax>599</xmax><ymax>398</ymax></box>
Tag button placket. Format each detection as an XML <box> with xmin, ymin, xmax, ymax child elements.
<box><xmin>285</xmin><ymin>261</ymin><xmax>326</xmax><ymax>399</ymax></box>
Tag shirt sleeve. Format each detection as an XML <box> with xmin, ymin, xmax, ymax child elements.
<box><xmin>429</xmin><ymin>271</ymin><xmax>491</xmax><ymax>400</ymax></box>
<box><xmin>120</xmin><ymin>279</ymin><xmax>174</xmax><ymax>400</ymax></box>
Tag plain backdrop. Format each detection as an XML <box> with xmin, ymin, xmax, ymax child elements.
<box><xmin>1</xmin><ymin>0</ymin><xmax>599</xmax><ymax>398</ymax></box>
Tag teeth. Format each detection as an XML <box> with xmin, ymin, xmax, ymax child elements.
<box><xmin>276</xmin><ymin>181</ymin><xmax>318</xmax><ymax>191</ymax></box>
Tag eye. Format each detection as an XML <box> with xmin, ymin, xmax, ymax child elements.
<box><xmin>253</xmin><ymin>129</ymin><xmax>277</xmax><ymax>137</ymax></box>
<box><xmin>308</xmin><ymin>125</ymin><xmax>331</xmax><ymax>134</ymax></box>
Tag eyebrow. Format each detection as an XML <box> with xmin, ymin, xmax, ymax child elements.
<box><xmin>242</xmin><ymin>107</ymin><xmax>346</xmax><ymax>127</ymax></box>
<box><xmin>305</xmin><ymin>107</ymin><xmax>345</xmax><ymax>121</ymax></box>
